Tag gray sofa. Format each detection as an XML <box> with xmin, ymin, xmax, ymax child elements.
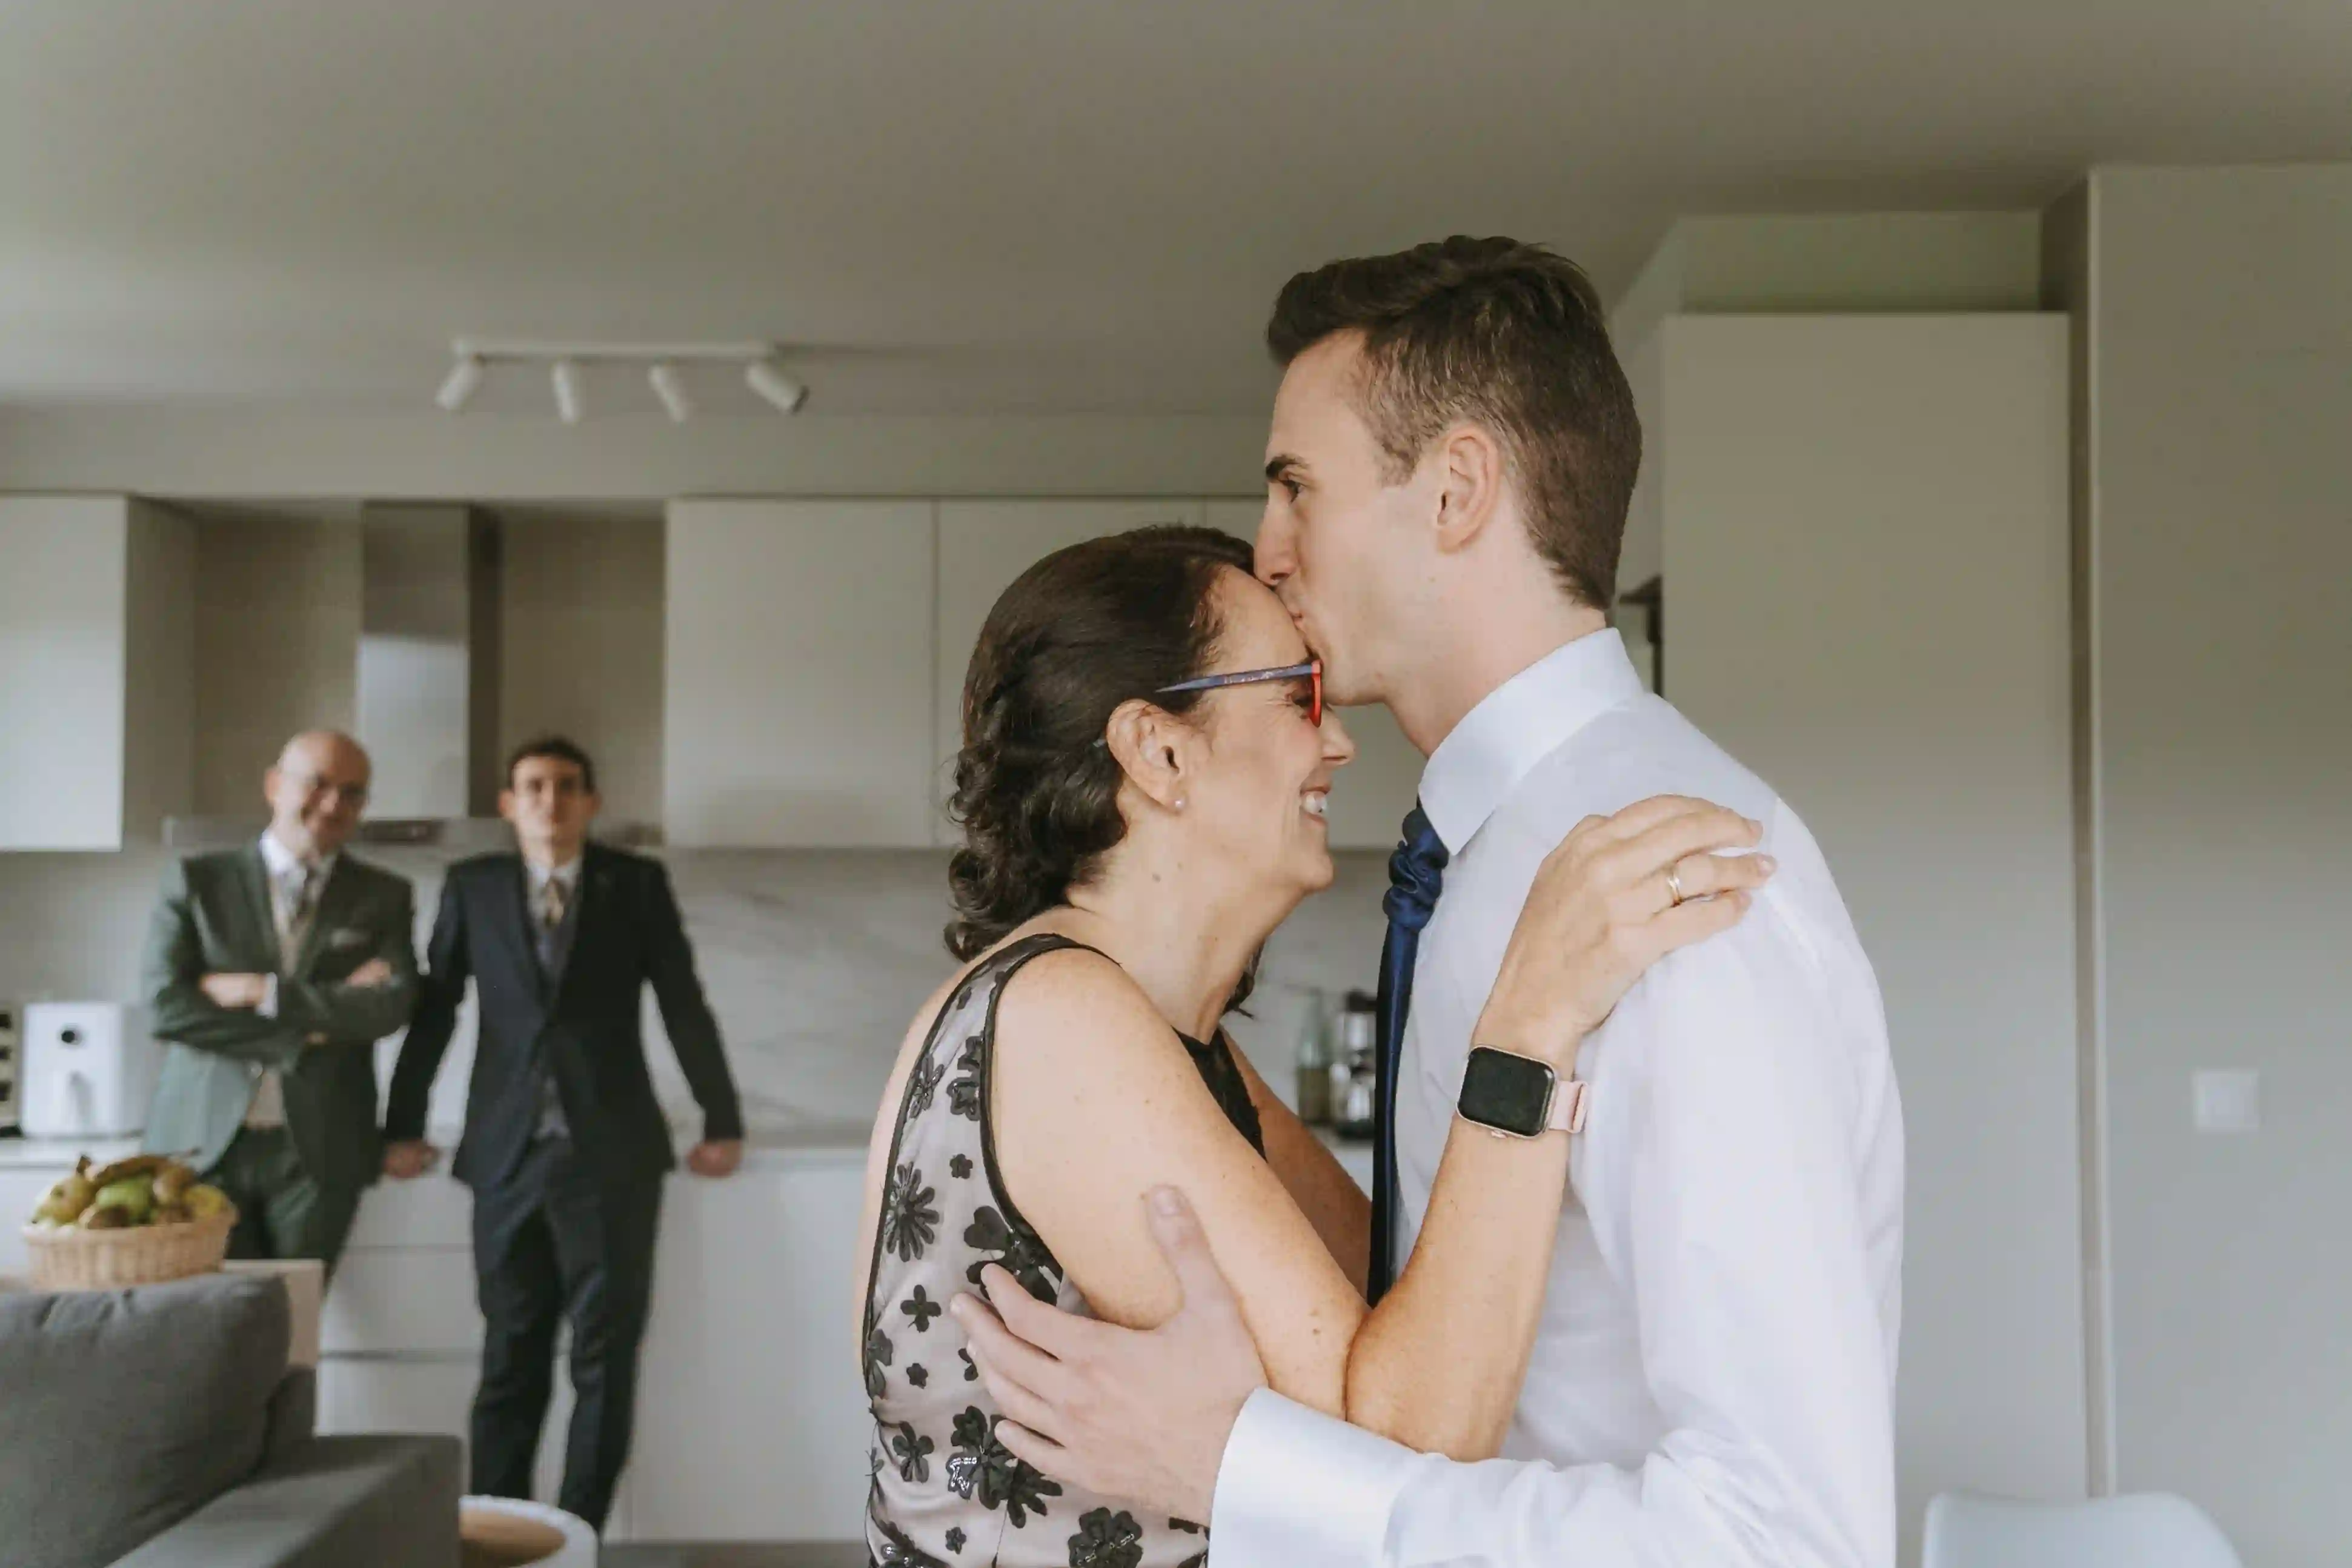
<box><xmin>0</xmin><ymin>1271</ymin><xmax>461</xmax><ymax>1568</ymax></box>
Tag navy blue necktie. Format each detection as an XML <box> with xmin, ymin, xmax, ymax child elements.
<box><xmin>1369</xmin><ymin>803</ymin><xmax>1449</xmax><ymax>1303</ymax></box>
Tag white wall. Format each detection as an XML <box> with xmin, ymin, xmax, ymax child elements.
<box><xmin>0</xmin><ymin>411</ymin><xmax>1269</xmax><ymax>499</ymax></box>
<box><xmin>1662</xmin><ymin>314</ymin><xmax>2085</xmax><ymax>1557</ymax></box>
<box><xmin>2075</xmin><ymin>165</ymin><xmax>2352</xmax><ymax>1566</ymax></box>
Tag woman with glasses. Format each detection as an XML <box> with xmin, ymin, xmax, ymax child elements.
<box><xmin>852</xmin><ymin>527</ymin><xmax>1766</xmax><ymax>1568</ymax></box>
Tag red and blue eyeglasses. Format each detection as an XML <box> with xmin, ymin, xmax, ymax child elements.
<box><xmin>1155</xmin><ymin>658</ymin><xmax>1323</xmax><ymax>727</ymax></box>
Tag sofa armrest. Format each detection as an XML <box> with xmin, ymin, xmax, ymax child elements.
<box><xmin>262</xmin><ymin>1370</ymin><xmax>318</xmax><ymax>1467</ymax></box>
<box><xmin>110</xmin><ymin>1434</ymin><xmax>462</xmax><ymax>1568</ymax></box>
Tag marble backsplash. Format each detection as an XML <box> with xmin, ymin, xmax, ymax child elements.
<box><xmin>0</xmin><ymin>843</ymin><xmax>1390</xmax><ymax>1139</ymax></box>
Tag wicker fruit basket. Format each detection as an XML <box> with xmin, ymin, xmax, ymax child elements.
<box><xmin>22</xmin><ymin>1209</ymin><xmax>238</xmax><ymax>1291</ymax></box>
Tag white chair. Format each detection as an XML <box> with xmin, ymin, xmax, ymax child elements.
<box><xmin>1922</xmin><ymin>1492</ymin><xmax>2242</xmax><ymax>1568</ymax></box>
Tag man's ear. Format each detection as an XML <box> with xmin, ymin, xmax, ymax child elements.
<box><xmin>1431</xmin><ymin>424</ymin><xmax>1506</xmax><ymax>556</ymax></box>
<box><xmin>1102</xmin><ymin>699</ymin><xmax>1191</xmax><ymax>814</ymax></box>
<box><xmin>497</xmin><ymin>789</ymin><xmax>519</xmax><ymax>825</ymax></box>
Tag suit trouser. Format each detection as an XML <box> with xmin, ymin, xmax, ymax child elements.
<box><xmin>468</xmin><ymin>1135</ymin><xmax>663</xmax><ymax>1533</ymax></box>
<box><xmin>210</xmin><ymin>1125</ymin><xmax>364</xmax><ymax>1278</ymax></box>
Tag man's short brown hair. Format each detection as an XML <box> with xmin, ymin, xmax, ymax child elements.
<box><xmin>1267</xmin><ymin>236</ymin><xmax>1641</xmax><ymax>608</ymax></box>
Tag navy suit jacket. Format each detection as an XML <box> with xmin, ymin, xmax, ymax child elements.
<box><xmin>386</xmin><ymin>843</ymin><xmax>742</xmax><ymax>1191</ymax></box>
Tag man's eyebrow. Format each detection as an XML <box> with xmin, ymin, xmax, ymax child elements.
<box><xmin>1264</xmin><ymin>454</ymin><xmax>1305</xmax><ymax>485</ymax></box>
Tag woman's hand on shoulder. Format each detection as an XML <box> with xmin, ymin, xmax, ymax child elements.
<box><xmin>1478</xmin><ymin>796</ymin><xmax>1775</xmax><ymax>1068</ymax></box>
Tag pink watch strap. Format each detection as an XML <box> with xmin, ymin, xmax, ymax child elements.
<box><xmin>1549</xmin><ymin>1077</ymin><xmax>1591</xmax><ymax>1135</ymax></box>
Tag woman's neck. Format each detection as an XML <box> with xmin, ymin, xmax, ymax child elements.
<box><xmin>1061</xmin><ymin>834</ymin><xmax>1293</xmax><ymax>1041</ymax></box>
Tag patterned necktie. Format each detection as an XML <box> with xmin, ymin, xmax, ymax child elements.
<box><xmin>274</xmin><ymin>863</ymin><xmax>318</xmax><ymax>972</ymax></box>
<box><xmin>536</xmin><ymin>874</ymin><xmax>569</xmax><ymax>974</ymax></box>
<box><xmin>1369</xmin><ymin>803</ymin><xmax>1449</xmax><ymax>1303</ymax></box>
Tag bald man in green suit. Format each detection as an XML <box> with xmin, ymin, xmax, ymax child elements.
<box><xmin>142</xmin><ymin>731</ymin><xmax>419</xmax><ymax>1274</ymax></box>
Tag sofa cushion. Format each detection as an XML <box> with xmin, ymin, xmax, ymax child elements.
<box><xmin>0</xmin><ymin>1272</ymin><xmax>290</xmax><ymax>1568</ymax></box>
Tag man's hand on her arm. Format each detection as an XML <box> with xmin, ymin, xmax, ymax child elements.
<box><xmin>345</xmin><ymin>957</ymin><xmax>393</xmax><ymax>988</ymax></box>
<box><xmin>949</xmin><ymin>1186</ymin><xmax>1266</xmax><ymax>1524</ymax></box>
<box><xmin>199</xmin><ymin>972</ymin><xmax>270</xmax><ymax>1009</ymax></box>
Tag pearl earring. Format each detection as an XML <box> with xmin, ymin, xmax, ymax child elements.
<box><xmin>1174</xmin><ymin>797</ymin><xmax>1187</xmax><ymax>811</ymax></box>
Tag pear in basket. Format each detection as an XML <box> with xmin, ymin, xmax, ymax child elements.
<box><xmin>33</xmin><ymin>1169</ymin><xmax>98</xmax><ymax>1227</ymax></box>
<box><xmin>93</xmin><ymin>1177</ymin><xmax>156</xmax><ymax>1225</ymax></box>
<box><xmin>182</xmin><ymin>1184</ymin><xmax>235</xmax><ymax>1223</ymax></box>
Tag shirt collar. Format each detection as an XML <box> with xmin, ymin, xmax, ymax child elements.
<box><xmin>257</xmin><ymin>831</ymin><xmax>336</xmax><ymax>883</ymax></box>
<box><xmin>526</xmin><ymin>854</ymin><xmax>584</xmax><ymax>892</ymax></box>
<box><xmin>1417</xmin><ymin>628</ymin><xmax>1648</xmax><ymax>855</ymax></box>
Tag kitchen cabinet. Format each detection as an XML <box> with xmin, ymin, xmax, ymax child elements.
<box><xmin>0</xmin><ymin>497</ymin><xmax>194</xmax><ymax>849</ymax></box>
<box><xmin>664</xmin><ymin>500</ymin><xmax>938</xmax><ymax>848</ymax></box>
<box><xmin>930</xmin><ymin>500</ymin><xmax>1206</xmax><ymax>842</ymax></box>
<box><xmin>1201</xmin><ymin>499</ymin><xmax>1425</xmax><ymax>851</ymax></box>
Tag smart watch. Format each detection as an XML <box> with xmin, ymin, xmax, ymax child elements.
<box><xmin>1457</xmin><ymin>1045</ymin><xmax>1589</xmax><ymax>1139</ymax></box>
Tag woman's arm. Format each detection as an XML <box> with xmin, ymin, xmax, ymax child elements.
<box><xmin>1230</xmin><ymin>1046</ymin><xmax>1371</xmax><ymax>1297</ymax></box>
<box><xmin>995</xmin><ymin>799</ymin><xmax>1771</xmax><ymax>1460</ymax></box>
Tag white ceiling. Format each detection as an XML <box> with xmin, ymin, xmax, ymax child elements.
<box><xmin>3</xmin><ymin>0</ymin><xmax>2347</xmax><ymax>415</ymax></box>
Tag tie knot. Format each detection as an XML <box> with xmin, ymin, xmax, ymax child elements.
<box><xmin>1381</xmin><ymin>804</ymin><xmax>1450</xmax><ymax>934</ymax></box>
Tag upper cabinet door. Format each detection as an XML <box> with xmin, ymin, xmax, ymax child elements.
<box><xmin>1201</xmin><ymin>499</ymin><xmax>1423</xmax><ymax>851</ymax></box>
<box><xmin>931</xmin><ymin>500</ymin><xmax>1204</xmax><ymax>843</ymax></box>
<box><xmin>0</xmin><ymin>497</ymin><xmax>191</xmax><ymax>851</ymax></box>
<box><xmin>665</xmin><ymin>500</ymin><xmax>937</xmax><ymax>848</ymax></box>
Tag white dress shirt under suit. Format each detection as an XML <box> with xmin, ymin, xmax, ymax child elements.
<box><xmin>1211</xmin><ymin>630</ymin><xmax>1906</xmax><ymax>1568</ymax></box>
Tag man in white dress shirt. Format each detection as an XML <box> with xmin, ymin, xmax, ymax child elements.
<box><xmin>958</xmin><ymin>237</ymin><xmax>1906</xmax><ymax>1567</ymax></box>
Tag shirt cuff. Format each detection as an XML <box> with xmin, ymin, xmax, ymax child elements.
<box><xmin>258</xmin><ymin>974</ymin><xmax>281</xmax><ymax>1018</ymax></box>
<box><xmin>1208</xmin><ymin>1389</ymin><xmax>1419</xmax><ymax>1568</ymax></box>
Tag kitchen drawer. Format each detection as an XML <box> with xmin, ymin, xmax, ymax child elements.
<box><xmin>323</xmin><ymin>1246</ymin><xmax>482</xmax><ymax>1355</ymax></box>
<box><xmin>345</xmin><ymin>1171</ymin><xmax>471</xmax><ymax>1249</ymax></box>
<box><xmin>317</xmin><ymin>1355</ymin><xmax>478</xmax><ymax>1440</ymax></box>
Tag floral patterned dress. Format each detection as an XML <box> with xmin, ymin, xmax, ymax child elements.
<box><xmin>862</xmin><ymin>932</ymin><xmax>1265</xmax><ymax>1568</ymax></box>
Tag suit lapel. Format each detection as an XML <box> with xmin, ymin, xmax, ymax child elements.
<box><xmin>233</xmin><ymin>846</ymin><xmax>281</xmax><ymax>972</ymax></box>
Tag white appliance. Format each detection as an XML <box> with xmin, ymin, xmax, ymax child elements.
<box><xmin>0</xmin><ymin>1002</ymin><xmax>20</xmax><ymax>1134</ymax></box>
<box><xmin>21</xmin><ymin>1003</ymin><xmax>159</xmax><ymax>1140</ymax></box>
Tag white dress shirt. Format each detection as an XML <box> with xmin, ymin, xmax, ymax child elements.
<box><xmin>251</xmin><ymin>831</ymin><xmax>337</xmax><ymax>1128</ymax></box>
<box><xmin>1212</xmin><ymin>630</ymin><xmax>1905</xmax><ymax>1568</ymax></box>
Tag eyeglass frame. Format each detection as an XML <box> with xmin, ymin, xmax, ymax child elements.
<box><xmin>1154</xmin><ymin>658</ymin><xmax>1323</xmax><ymax>728</ymax></box>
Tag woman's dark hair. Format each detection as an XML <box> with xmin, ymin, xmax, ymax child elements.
<box><xmin>946</xmin><ymin>525</ymin><xmax>1254</xmax><ymax>962</ymax></box>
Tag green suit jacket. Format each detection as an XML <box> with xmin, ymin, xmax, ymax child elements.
<box><xmin>141</xmin><ymin>846</ymin><xmax>419</xmax><ymax>1193</ymax></box>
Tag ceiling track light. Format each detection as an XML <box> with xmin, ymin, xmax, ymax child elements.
<box><xmin>648</xmin><ymin>363</ymin><xmax>694</xmax><ymax>423</ymax></box>
<box><xmin>435</xmin><ymin>354</ymin><xmax>485</xmax><ymax>414</ymax></box>
<box><xmin>745</xmin><ymin>358</ymin><xmax>809</xmax><ymax>415</ymax></box>
<box><xmin>433</xmin><ymin>338</ymin><xmax>807</xmax><ymax>420</ymax></box>
<box><xmin>550</xmin><ymin>359</ymin><xmax>585</xmax><ymax>425</ymax></box>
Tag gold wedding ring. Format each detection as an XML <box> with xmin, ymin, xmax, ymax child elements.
<box><xmin>1666</xmin><ymin>866</ymin><xmax>1687</xmax><ymax>907</ymax></box>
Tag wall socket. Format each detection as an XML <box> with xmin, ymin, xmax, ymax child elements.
<box><xmin>2193</xmin><ymin>1069</ymin><xmax>2262</xmax><ymax>1135</ymax></box>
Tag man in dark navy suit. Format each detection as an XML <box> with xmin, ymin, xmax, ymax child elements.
<box><xmin>384</xmin><ymin>736</ymin><xmax>743</xmax><ymax>1533</ymax></box>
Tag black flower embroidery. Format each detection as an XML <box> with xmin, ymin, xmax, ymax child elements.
<box><xmin>882</xmin><ymin>1163</ymin><xmax>941</xmax><ymax>1261</ymax></box>
<box><xmin>1069</xmin><ymin>1507</ymin><xmax>1145</xmax><ymax>1568</ymax></box>
<box><xmin>889</xmin><ymin>1420</ymin><xmax>935</xmax><ymax>1483</ymax></box>
<box><xmin>864</xmin><ymin>1301</ymin><xmax>893</xmax><ymax>1399</ymax></box>
<box><xmin>946</xmin><ymin>1404</ymin><xmax>1061</xmax><ymax>1526</ymax></box>
<box><xmin>907</xmin><ymin>1363</ymin><xmax>929</xmax><ymax>1389</ymax></box>
<box><xmin>1169</xmin><ymin>1517</ymin><xmax>1203</xmax><ymax>1533</ymax></box>
<box><xmin>872</xmin><ymin>1515</ymin><xmax>947</xmax><ymax>1567</ymax></box>
<box><xmin>905</xmin><ymin>1050</ymin><xmax>946</xmax><ymax>1118</ymax></box>
<box><xmin>958</xmin><ymin>1347</ymin><xmax>978</xmax><ymax>1382</ymax></box>
<box><xmin>946</xmin><ymin>1035</ymin><xmax>985</xmax><ymax>1120</ymax></box>
<box><xmin>1176</xmin><ymin>1553</ymin><xmax>1207</xmax><ymax>1568</ymax></box>
<box><xmin>963</xmin><ymin>1204</ymin><xmax>1061</xmax><ymax>1301</ymax></box>
<box><xmin>944</xmin><ymin>1526</ymin><xmax>966</xmax><ymax>1555</ymax></box>
<box><xmin>949</xmin><ymin>1153</ymin><xmax>974</xmax><ymax>1181</ymax></box>
<box><xmin>902</xmin><ymin>1284</ymin><xmax>943</xmax><ymax>1332</ymax></box>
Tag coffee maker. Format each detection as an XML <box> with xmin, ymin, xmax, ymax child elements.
<box><xmin>20</xmin><ymin>1003</ymin><xmax>159</xmax><ymax>1140</ymax></box>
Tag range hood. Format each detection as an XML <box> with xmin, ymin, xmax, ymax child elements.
<box><xmin>166</xmin><ymin>503</ymin><xmax>656</xmax><ymax>854</ymax></box>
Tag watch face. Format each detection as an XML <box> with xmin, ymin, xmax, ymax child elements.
<box><xmin>1458</xmin><ymin>1046</ymin><xmax>1553</xmax><ymax>1138</ymax></box>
